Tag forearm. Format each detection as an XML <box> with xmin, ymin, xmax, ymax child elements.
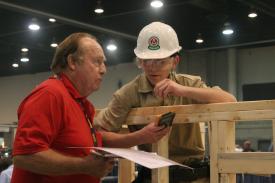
<box><xmin>101</xmin><ymin>121</ymin><xmax>170</xmax><ymax>148</ymax></box>
<box><xmin>182</xmin><ymin>87</ymin><xmax>237</xmax><ymax>103</ymax></box>
<box><xmin>101</xmin><ymin>130</ymin><xmax>144</xmax><ymax>148</ymax></box>
<box><xmin>13</xmin><ymin>149</ymin><xmax>85</xmax><ymax>175</ymax></box>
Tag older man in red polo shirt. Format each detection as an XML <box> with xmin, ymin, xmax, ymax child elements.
<box><xmin>11</xmin><ymin>33</ymin><xmax>169</xmax><ymax>183</ymax></box>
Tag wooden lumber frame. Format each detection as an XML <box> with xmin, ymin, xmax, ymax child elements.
<box><xmin>113</xmin><ymin>100</ymin><xmax>275</xmax><ymax>183</ymax></box>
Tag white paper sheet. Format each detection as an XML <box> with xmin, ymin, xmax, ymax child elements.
<box><xmin>92</xmin><ymin>147</ymin><xmax>192</xmax><ymax>170</ymax></box>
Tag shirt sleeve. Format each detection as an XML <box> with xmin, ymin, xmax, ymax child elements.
<box><xmin>185</xmin><ymin>74</ymin><xmax>221</xmax><ymax>90</ymax></box>
<box><xmin>13</xmin><ymin>90</ymin><xmax>63</xmax><ymax>156</ymax></box>
<box><xmin>95</xmin><ymin>85</ymin><xmax>139</xmax><ymax>132</ymax></box>
<box><xmin>186</xmin><ymin>75</ymin><xmax>207</xmax><ymax>88</ymax></box>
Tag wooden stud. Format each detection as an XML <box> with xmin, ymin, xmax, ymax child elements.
<box><xmin>218</xmin><ymin>121</ymin><xmax>236</xmax><ymax>183</ymax></box>
<box><xmin>152</xmin><ymin>134</ymin><xmax>169</xmax><ymax>183</ymax></box>
<box><xmin>209</xmin><ymin>121</ymin><xmax>219</xmax><ymax>183</ymax></box>
<box><xmin>118</xmin><ymin>159</ymin><xmax>135</xmax><ymax>183</ymax></box>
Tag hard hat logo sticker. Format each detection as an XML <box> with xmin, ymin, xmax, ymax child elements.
<box><xmin>148</xmin><ymin>36</ymin><xmax>160</xmax><ymax>50</ymax></box>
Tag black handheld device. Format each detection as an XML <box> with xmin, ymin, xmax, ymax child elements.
<box><xmin>158</xmin><ymin>112</ymin><xmax>176</xmax><ymax>127</ymax></box>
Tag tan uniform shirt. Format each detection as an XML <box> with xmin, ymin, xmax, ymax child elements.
<box><xmin>95</xmin><ymin>72</ymin><xmax>207</xmax><ymax>163</ymax></box>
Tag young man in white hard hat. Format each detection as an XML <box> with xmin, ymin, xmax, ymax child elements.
<box><xmin>95</xmin><ymin>22</ymin><xmax>236</xmax><ymax>183</ymax></box>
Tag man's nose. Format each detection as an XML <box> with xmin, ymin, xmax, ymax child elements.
<box><xmin>100</xmin><ymin>63</ymin><xmax>107</xmax><ymax>74</ymax></box>
<box><xmin>149</xmin><ymin>63</ymin><xmax>158</xmax><ymax>71</ymax></box>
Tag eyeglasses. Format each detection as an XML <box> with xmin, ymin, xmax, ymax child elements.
<box><xmin>140</xmin><ymin>58</ymin><xmax>172</xmax><ymax>68</ymax></box>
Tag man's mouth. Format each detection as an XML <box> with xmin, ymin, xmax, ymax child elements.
<box><xmin>149</xmin><ymin>74</ymin><xmax>159</xmax><ymax>77</ymax></box>
<box><xmin>97</xmin><ymin>78</ymin><xmax>102</xmax><ymax>83</ymax></box>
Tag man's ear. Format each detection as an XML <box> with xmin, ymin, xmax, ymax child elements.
<box><xmin>172</xmin><ymin>55</ymin><xmax>180</xmax><ymax>69</ymax></box>
<box><xmin>67</xmin><ymin>54</ymin><xmax>76</xmax><ymax>71</ymax></box>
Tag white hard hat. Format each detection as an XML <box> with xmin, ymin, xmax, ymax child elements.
<box><xmin>134</xmin><ymin>22</ymin><xmax>182</xmax><ymax>59</ymax></box>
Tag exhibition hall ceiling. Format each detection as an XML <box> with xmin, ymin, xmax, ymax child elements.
<box><xmin>0</xmin><ymin>0</ymin><xmax>275</xmax><ymax>76</ymax></box>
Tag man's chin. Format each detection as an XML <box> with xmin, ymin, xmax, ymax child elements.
<box><xmin>93</xmin><ymin>86</ymin><xmax>100</xmax><ymax>91</ymax></box>
<box><xmin>149</xmin><ymin>78</ymin><xmax>162</xmax><ymax>86</ymax></box>
<box><xmin>90</xmin><ymin>85</ymin><xmax>101</xmax><ymax>93</ymax></box>
<box><xmin>147</xmin><ymin>79</ymin><xmax>156</xmax><ymax>86</ymax></box>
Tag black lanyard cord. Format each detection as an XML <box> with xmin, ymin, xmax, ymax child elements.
<box><xmin>84</xmin><ymin>113</ymin><xmax>98</xmax><ymax>147</ymax></box>
<box><xmin>77</xmin><ymin>99</ymin><xmax>98</xmax><ymax>147</ymax></box>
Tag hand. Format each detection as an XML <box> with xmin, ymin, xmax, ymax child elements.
<box><xmin>81</xmin><ymin>154</ymin><xmax>115</xmax><ymax>177</ymax></box>
<box><xmin>138</xmin><ymin>120</ymin><xmax>170</xmax><ymax>144</ymax></box>
<box><xmin>154</xmin><ymin>79</ymin><xmax>184</xmax><ymax>98</ymax></box>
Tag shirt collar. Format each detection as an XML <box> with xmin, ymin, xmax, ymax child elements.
<box><xmin>138</xmin><ymin>73</ymin><xmax>153</xmax><ymax>93</ymax></box>
<box><xmin>50</xmin><ymin>73</ymin><xmax>95</xmax><ymax>120</ymax></box>
<box><xmin>58</xmin><ymin>73</ymin><xmax>85</xmax><ymax>100</ymax></box>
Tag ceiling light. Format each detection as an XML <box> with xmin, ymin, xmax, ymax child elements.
<box><xmin>195</xmin><ymin>33</ymin><xmax>204</xmax><ymax>44</ymax></box>
<box><xmin>106</xmin><ymin>44</ymin><xmax>117</xmax><ymax>51</ymax></box>
<box><xmin>21</xmin><ymin>47</ymin><xmax>29</xmax><ymax>52</ymax></box>
<box><xmin>94</xmin><ymin>1</ymin><xmax>104</xmax><ymax>14</ymax></box>
<box><xmin>20</xmin><ymin>52</ymin><xmax>29</xmax><ymax>62</ymax></box>
<box><xmin>223</xmin><ymin>29</ymin><xmax>234</xmax><ymax>35</ymax></box>
<box><xmin>150</xmin><ymin>0</ymin><xmax>163</xmax><ymax>8</ymax></box>
<box><xmin>28</xmin><ymin>24</ymin><xmax>40</xmax><ymax>31</ymax></box>
<box><xmin>49</xmin><ymin>18</ymin><xmax>56</xmax><ymax>23</ymax></box>
<box><xmin>12</xmin><ymin>63</ymin><xmax>19</xmax><ymax>68</ymax></box>
<box><xmin>28</xmin><ymin>18</ymin><xmax>40</xmax><ymax>31</ymax></box>
<box><xmin>51</xmin><ymin>43</ymin><xmax>58</xmax><ymax>47</ymax></box>
<box><xmin>50</xmin><ymin>38</ymin><xmax>58</xmax><ymax>47</ymax></box>
<box><xmin>222</xmin><ymin>22</ymin><xmax>234</xmax><ymax>35</ymax></box>
<box><xmin>248</xmin><ymin>12</ymin><xmax>257</xmax><ymax>18</ymax></box>
<box><xmin>94</xmin><ymin>8</ymin><xmax>104</xmax><ymax>14</ymax></box>
<box><xmin>196</xmin><ymin>39</ymin><xmax>203</xmax><ymax>44</ymax></box>
<box><xmin>20</xmin><ymin>57</ymin><xmax>29</xmax><ymax>62</ymax></box>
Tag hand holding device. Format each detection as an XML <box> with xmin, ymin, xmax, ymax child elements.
<box><xmin>158</xmin><ymin>112</ymin><xmax>176</xmax><ymax>127</ymax></box>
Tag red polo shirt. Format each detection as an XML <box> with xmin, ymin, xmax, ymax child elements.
<box><xmin>12</xmin><ymin>73</ymin><xmax>102</xmax><ymax>183</ymax></box>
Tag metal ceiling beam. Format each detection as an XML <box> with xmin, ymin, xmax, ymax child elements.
<box><xmin>0</xmin><ymin>0</ymin><xmax>137</xmax><ymax>41</ymax></box>
<box><xmin>187</xmin><ymin>38</ymin><xmax>275</xmax><ymax>52</ymax></box>
<box><xmin>187</xmin><ymin>0</ymin><xmax>222</xmax><ymax>11</ymax></box>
